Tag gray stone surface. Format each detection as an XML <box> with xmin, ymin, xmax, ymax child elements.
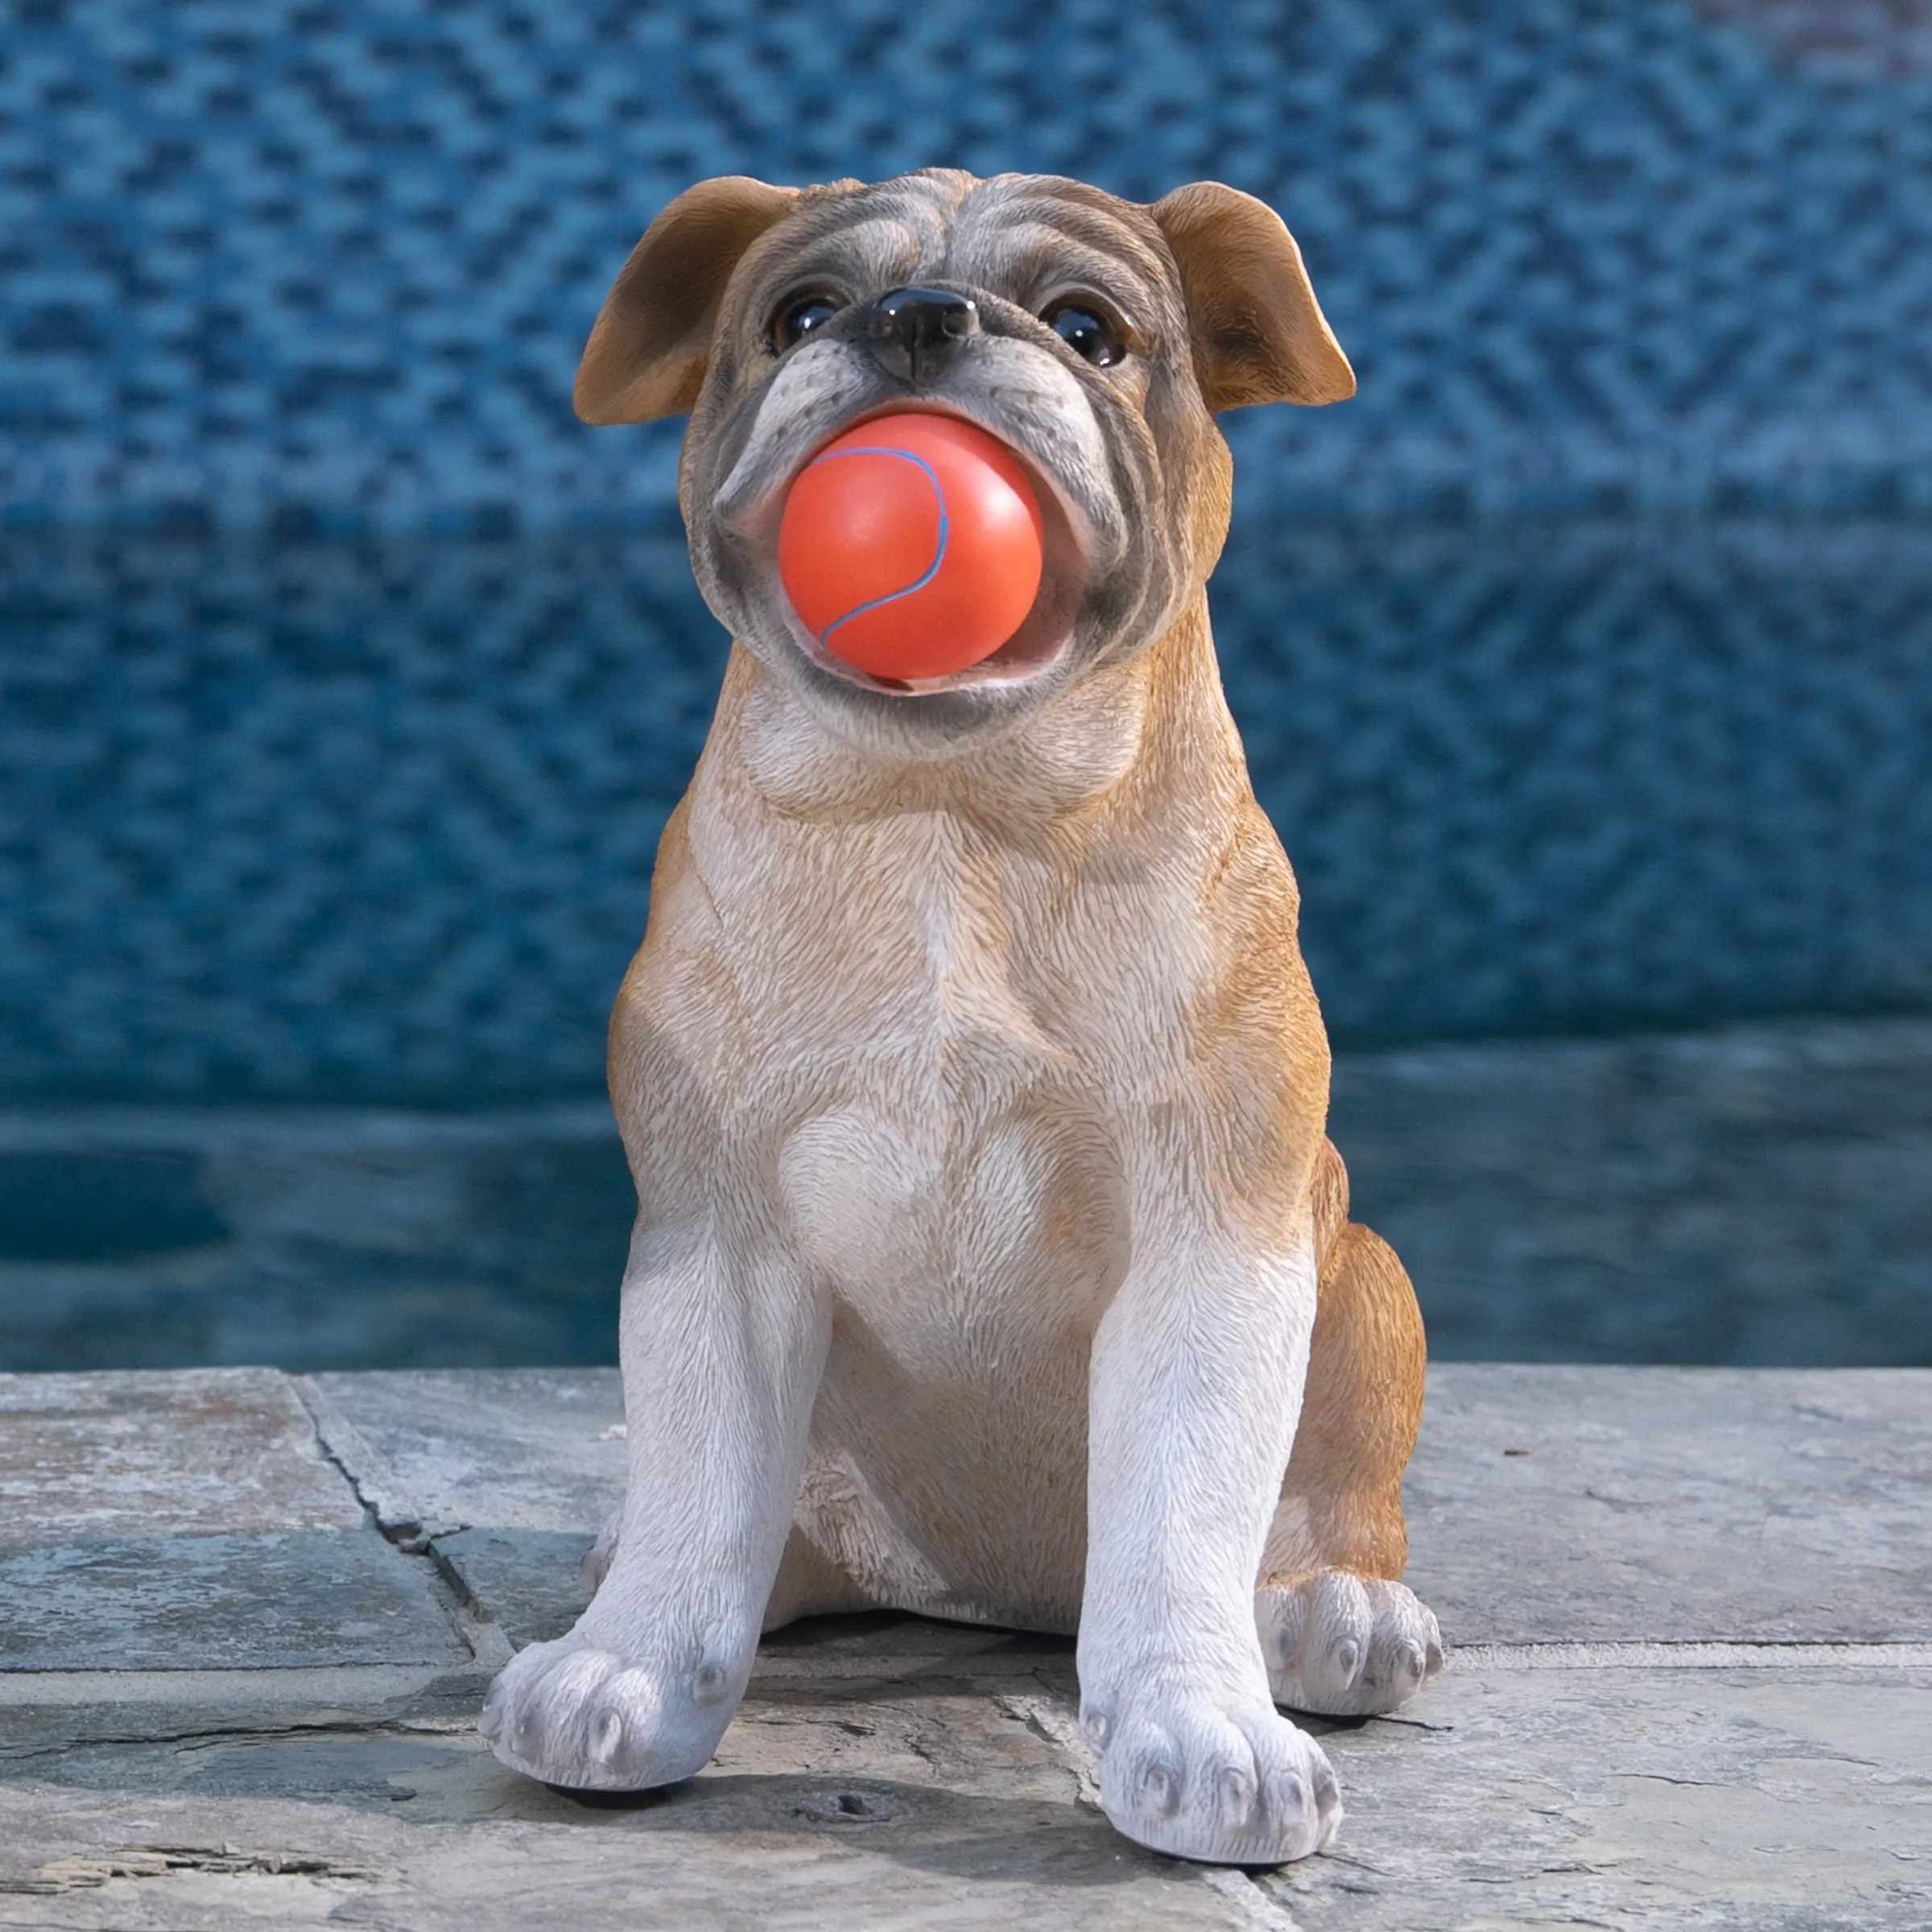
<box><xmin>1406</xmin><ymin>1364</ymin><xmax>1932</xmax><ymax>1644</ymax></box>
<box><xmin>426</xmin><ymin>1530</ymin><xmax>597</xmax><ymax>1649</ymax></box>
<box><xmin>0</xmin><ymin>1367</ymin><xmax>465</xmax><ymax>1673</ymax></box>
<box><xmin>0</xmin><ymin>1531</ymin><xmax>471</xmax><ymax>1674</ymax></box>
<box><xmin>317</xmin><ymin>1362</ymin><xmax>1932</xmax><ymax>1656</ymax></box>
<box><xmin>309</xmin><ymin>1366</ymin><xmax>625</xmax><ymax>1534</ymax></box>
<box><xmin>0</xmin><ymin>1776</ymin><xmax>1251</xmax><ymax>1931</ymax></box>
<box><xmin>0</xmin><ymin>1368</ymin><xmax>361</xmax><ymax>1543</ymax></box>
<box><xmin>2</xmin><ymin>1648</ymin><xmax>1928</xmax><ymax>1930</ymax></box>
<box><xmin>1264</xmin><ymin>1660</ymin><xmax>1932</xmax><ymax>1930</ymax></box>
<box><xmin>1</xmin><ymin>1364</ymin><xmax>1928</xmax><ymax>1928</ymax></box>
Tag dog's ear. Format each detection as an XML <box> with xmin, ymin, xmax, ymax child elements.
<box><xmin>575</xmin><ymin>176</ymin><xmax>800</xmax><ymax>424</ymax></box>
<box><xmin>1150</xmin><ymin>183</ymin><xmax>1355</xmax><ymax>411</ymax></box>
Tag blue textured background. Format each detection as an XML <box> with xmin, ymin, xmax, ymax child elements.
<box><xmin>5</xmin><ymin>0</ymin><xmax>1931</xmax><ymax>1100</ymax></box>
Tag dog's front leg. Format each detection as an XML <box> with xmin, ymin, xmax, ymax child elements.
<box><xmin>1078</xmin><ymin>1210</ymin><xmax>1342</xmax><ymax>1864</ymax></box>
<box><xmin>481</xmin><ymin>1219</ymin><xmax>826</xmax><ymax>1792</ymax></box>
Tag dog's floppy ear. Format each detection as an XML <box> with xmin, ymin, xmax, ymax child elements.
<box><xmin>575</xmin><ymin>176</ymin><xmax>800</xmax><ymax>424</ymax></box>
<box><xmin>1150</xmin><ymin>183</ymin><xmax>1355</xmax><ymax>411</ymax></box>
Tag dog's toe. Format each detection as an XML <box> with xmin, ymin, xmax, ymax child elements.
<box><xmin>1259</xmin><ymin>1571</ymin><xmax>1445</xmax><ymax>1717</ymax></box>
<box><xmin>481</xmin><ymin>1638</ymin><xmax>724</xmax><ymax>1792</ymax></box>
<box><xmin>1094</xmin><ymin>1689</ymin><xmax>1341</xmax><ymax>1865</ymax></box>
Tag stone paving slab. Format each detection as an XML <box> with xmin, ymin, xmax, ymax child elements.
<box><xmin>0</xmin><ymin>1368</ymin><xmax>469</xmax><ymax>1673</ymax></box>
<box><xmin>1406</xmin><ymin>1365</ymin><xmax>1932</xmax><ymax>1643</ymax></box>
<box><xmin>309</xmin><ymin>1367</ymin><xmax>625</xmax><ymax>1645</ymax></box>
<box><xmin>0</xmin><ymin>1530</ymin><xmax>471</xmax><ymax>1673</ymax></box>
<box><xmin>0</xmin><ymin>1779</ymin><xmax>1253</xmax><ymax>1932</ymax></box>
<box><xmin>423</xmin><ymin>1529</ymin><xmax>597</xmax><ymax>1651</ymax></box>
<box><xmin>1265</xmin><ymin>1658</ymin><xmax>1932</xmax><ymax>1930</ymax></box>
<box><xmin>0</xmin><ymin>1645</ymin><xmax>1247</xmax><ymax>1930</ymax></box>
<box><xmin>0</xmin><ymin>1368</ymin><xmax>362</xmax><ymax>1545</ymax></box>
<box><xmin>308</xmin><ymin>1367</ymin><xmax>626</xmax><ymax>1534</ymax></box>
<box><xmin>1</xmin><ymin>1364</ymin><xmax>1928</xmax><ymax>1928</ymax></box>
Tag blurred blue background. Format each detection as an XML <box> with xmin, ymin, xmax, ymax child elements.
<box><xmin>2</xmin><ymin>0</ymin><xmax>1930</xmax><ymax>1368</ymax></box>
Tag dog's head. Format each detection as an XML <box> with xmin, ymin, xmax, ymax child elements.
<box><xmin>576</xmin><ymin>169</ymin><xmax>1352</xmax><ymax>753</ymax></box>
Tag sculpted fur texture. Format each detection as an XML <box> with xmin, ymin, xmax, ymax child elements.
<box><xmin>479</xmin><ymin>167</ymin><xmax>1442</xmax><ymax>1866</ymax></box>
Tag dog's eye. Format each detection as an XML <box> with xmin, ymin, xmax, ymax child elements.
<box><xmin>771</xmin><ymin>293</ymin><xmax>844</xmax><ymax>353</ymax></box>
<box><xmin>1041</xmin><ymin>298</ymin><xmax>1127</xmax><ymax>369</ymax></box>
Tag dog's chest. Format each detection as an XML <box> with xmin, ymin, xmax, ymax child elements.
<box><xmin>747</xmin><ymin>813</ymin><xmax>1129</xmax><ymax>1323</ymax></box>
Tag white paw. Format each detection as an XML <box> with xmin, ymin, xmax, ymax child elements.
<box><xmin>479</xmin><ymin>1637</ymin><xmax>741</xmax><ymax>1792</ymax></box>
<box><xmin>1085</xmin><ymin>1686</ymin><xmax>1341</xmax><ymax>1865</ymax></box>
<box><xmin>1258</xmin><ymin>1571</ymin><xmax>1444</xmax><ymax>1717</ymax></box>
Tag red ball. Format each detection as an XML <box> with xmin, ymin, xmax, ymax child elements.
<box><xmin>777</xmin><ymin>413</ymin><xmax>1045</xmax><ymax>681</ymax></box>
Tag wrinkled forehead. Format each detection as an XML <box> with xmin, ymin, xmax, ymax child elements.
<box><xmin>737</xmin><ymin>171</ymin><xmax>1185</xmax><ymax>334</ymax></box>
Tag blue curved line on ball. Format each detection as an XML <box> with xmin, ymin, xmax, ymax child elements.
<box><xmin>810</xmin><ymin>446</ymin><xmax>950</xmax><ymax>650</ymax></box>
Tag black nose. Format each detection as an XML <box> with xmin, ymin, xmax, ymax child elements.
<box><xmin>861</xmin><ymin>286</ymin><xmax>979</xmax><ymax>386</ymax></box>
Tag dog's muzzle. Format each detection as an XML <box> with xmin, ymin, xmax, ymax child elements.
<box><xmin>861</xmin><ymin>287</ymin><xmax>979</xmax><ymax>386</ymax></box>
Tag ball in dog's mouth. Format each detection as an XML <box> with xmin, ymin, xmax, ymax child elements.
<box><xmin>778</xmin><ymin>414</ymin><xmax>1044</xmax><ymax>683</ymax></box>
<box><xmin>772</xmin><ymin>407</ymin><xmax>1088</xmax><ymax>698</ymax></box>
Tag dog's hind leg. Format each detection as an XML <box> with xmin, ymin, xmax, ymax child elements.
<box><xmin>1256</xmin><ymin>1140</ymin><xmax>1445</xmax><ymax>1717</ymax></box>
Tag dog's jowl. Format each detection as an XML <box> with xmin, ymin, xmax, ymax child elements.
<box><xmin>478</xmin><ymin>168</ymin><xmax>1443</xmax><ymax>1867</ymax></box>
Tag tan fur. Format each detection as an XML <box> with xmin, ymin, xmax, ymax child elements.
<box><xmin>575</xmin><ymin>176</ymin><xmax>800</xmax><ymax>423</ymax></box>
<box><xmin>1151</xmin><ymin>183</ymin><xmax>1356</xmax><ymax>410</ymax></box>
<box><xmin>1268</xmin><ymin>1141</ymin><xmax>1427</xmax><ymax>1584</ymax></box>
<box><xmin>612</xmin><ymin>614</ymin><xmax>1425</xmax><ymax>1628</ymax></box>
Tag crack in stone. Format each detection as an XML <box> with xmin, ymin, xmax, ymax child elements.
<box><xmin>287</xmin><ymin>1381</ymin><xmax>512</xmax><ymax>1672</ymax></box>
<box><xmin>1</xmin><ymin>1715</ymin><xmax>469</xmax><ymax>1763</ymax></box>
<box><xmin>1617</xmin><ymin>1772</ymin><xmax>1736</xmax><ymax>1788</ymax></box>
<box><xmin>1200</xmin><ymin>1866</ymin><xmax>1306</xmax><ymax>1930</ymax></box>
<box><xmin>5</xmin><ymin>1843</ymin><xmax>389</xmax><ymax>1893</ymax></box>
<box><xmin>993</xmin><ymin>1693</ymin><xmax>1102</xmax><ymax>1808</ymax></box>
<box><xmin>292</xmin><ymin>1376</ymin><xmax>464</xmax><ymax>1552</ymax></box>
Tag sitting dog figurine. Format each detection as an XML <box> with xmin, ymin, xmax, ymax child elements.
<box><xmin>481</xmin><ymin>167</ymin><xmax>1443</xmax><ymax>1866</ymax></box>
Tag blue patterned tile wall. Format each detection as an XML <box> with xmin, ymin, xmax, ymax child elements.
<box><xmin>6</xmin><ymin>0</ymin><xmax>1929</xmax><ymax>527</ymax></box>
<box><xmin>3</xmin><ymin>0</ymin><xmax>1930</xmax><ymax>1099</ymax></box>
<box><xmin>8</xmin><ymin>514</ymin><xmax>1928</xmax><ymax>1101</ymax></box>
